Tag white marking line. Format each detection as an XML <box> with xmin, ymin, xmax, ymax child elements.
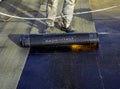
<box><xmin>0</xmin><ymin>5</ymin><xmax>120</xmax><ymax>21</ymax></box>
<box><xmin>98</xmin><ymin>32</ymin><xmax>120</xmax><ymax>35</ymax></box>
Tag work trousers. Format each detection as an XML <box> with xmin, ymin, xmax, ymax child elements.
<box><xmin>47</xmin><ymin>0</ymin><xmax>76</xmax><ymax>27</ymax></box>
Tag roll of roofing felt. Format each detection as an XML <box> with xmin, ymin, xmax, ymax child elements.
<box><xmin>20</xmin><ymin>33</ymin><xmax>99</xmax><ymax>49</ymax></box>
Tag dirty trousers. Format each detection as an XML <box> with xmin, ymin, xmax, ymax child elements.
<box><xmin>47</xmin><ymin>0</ymin><xmax>76</xmax><ymax>27</ymax></box>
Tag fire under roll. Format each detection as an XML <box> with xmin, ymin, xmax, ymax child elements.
<box><xmin>20</xmin><ymin>33</ymin><xmax>99</xmax><ymax>50</ymax></box>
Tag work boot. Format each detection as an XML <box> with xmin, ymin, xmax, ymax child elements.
<box><xmin>46</xmin><ymin>19</ymin><xmax>55</xmax><ymax>27</ymax></box>
<box><xmin>60</xmin><ymin>17</ymin><xmax>75</xmax><ymax>33</ymax></box>
<box><xmin>44</xmin><ymin>19</ymin><xmax>55</xmax><ymax>33</ymax></box>
<box><xmin>61</xmin><ymin>26</ymin><xmax>75</xmax><ymax>33</ymax></box>
<box><xmin>44</xmin><ymin>26</ymin><xmax>54</xmax><ymax>33</ymax></box>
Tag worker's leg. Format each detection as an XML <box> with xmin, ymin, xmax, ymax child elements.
<box><xmin>62</xmin><ymin>0</ymin><xmax>76</xmax><ymax>28</ymax></box>
<box><xmin>40</xmin><ymin>0</ymin><xmax>45</xmax><ymax>5</ymax></box>
<box><xmin>46</xmin><ymin>0</ymin><xmax>58</xmax><ymax>27</ymax></box>
<box><xmin>40</xmin><ymin>0</ymin><xmax>47</xmax><ymax>12</ymax></box>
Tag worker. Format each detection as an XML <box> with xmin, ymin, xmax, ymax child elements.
<box><xmin>46</xmin><ymin>0</ymin><xmax>76</xmax><ymax>33</ymax></box>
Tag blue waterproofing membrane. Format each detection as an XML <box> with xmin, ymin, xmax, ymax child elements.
<box><xmin>17</xmin><ymin>19</ymin><xmax>120</xmax><ymax>89</ymax></box>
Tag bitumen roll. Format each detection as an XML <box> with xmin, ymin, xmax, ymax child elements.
<box><xmin>20</xmin><ymin>33</ymin><xmax>99</xmax><ymax>50</ymax></box>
